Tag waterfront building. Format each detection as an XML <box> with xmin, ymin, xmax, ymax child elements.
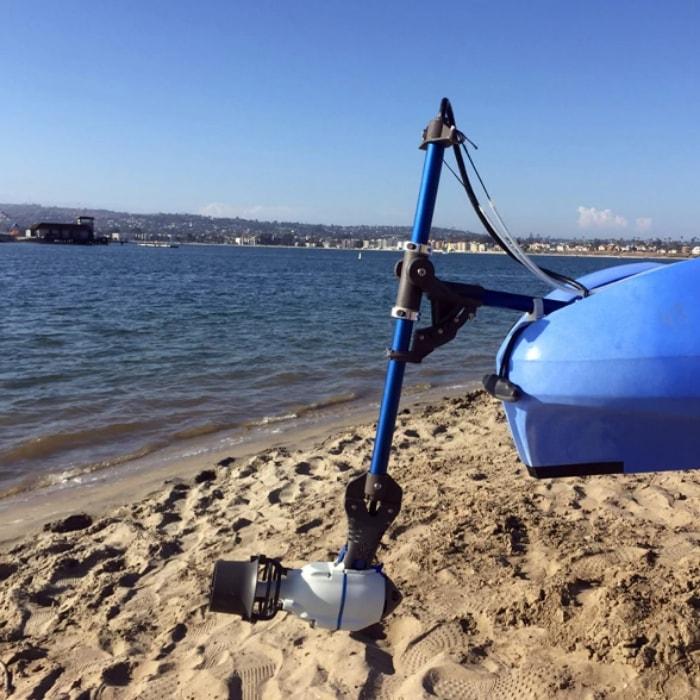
<box><xmin>26</xmin><ymin>216</ymin><xmax>96</xmax><ymax>244</ymax></box>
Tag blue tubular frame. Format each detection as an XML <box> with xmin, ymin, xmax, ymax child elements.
<box><xmin>479</xmin><ymin>288</ymin><xmax>568</xmax><ymax>314</ymax></box>
<box><xmin>369</xmin><ymin>143</ymin><xmax>445</xmax><ymax>476</ymax></box>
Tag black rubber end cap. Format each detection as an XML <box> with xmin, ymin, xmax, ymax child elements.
<box><xmin>382</xmin><ymin>574</ymin><xmax>402</xmax><ymax>619</ymax></box>
<box><xmin>209</xmin><ymin>558</ymin><xmax>259</xmax><ymax>618</ymax></box>
<box><xmin>482</xmin><ymin>374</ymin><xmax>521</xmax><ymax>402</ymax></box>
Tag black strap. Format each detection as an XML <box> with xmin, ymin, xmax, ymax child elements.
<box><xmin>437</xmin><ymin>97</ymin><xmax>589</xmax><ymax>297</ymax></box>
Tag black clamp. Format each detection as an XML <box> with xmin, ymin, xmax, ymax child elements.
<box><xmin>388</xmin><ymin>257</ymin><xmax>482</xmax><ymax>363</ymax></box>
<box><xmin>391</xmin><ymin>241</ymin><xmax>431</xmax><ymax>321</ymax></box>
<box><xmin>344</xmin><ymin>473</ymin><xmax>402</xmax><ymax>570</ymax></box>
<box><xmin>420</xmin><ymin>117</ymin><xmax>465</xmax><ymax>150</ymax></box>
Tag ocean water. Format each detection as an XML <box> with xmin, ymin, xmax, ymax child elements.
<box><xmin>0</xmin><ymin>243</ymin><xmax>645</xmax><ymax>494</ymax></box>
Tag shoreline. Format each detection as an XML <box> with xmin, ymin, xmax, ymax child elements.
<box><xmin>0</xmin><ymin>387</ymin><xmax>374</xmax><ymax>501</ymax></box>
<box><xmin>9</xmin><ymin>241</ymin><xmax>691</xmax><ymax>262</ymax></box>
<box><xmin>0</xmin><ymin>380</ymin><xmax>479</xmax><ymax>544</ymax></box>
<box><xmin>139</xmin><ymin>243</ymin><xmax>694</xmax><ymax>261</ymax></box>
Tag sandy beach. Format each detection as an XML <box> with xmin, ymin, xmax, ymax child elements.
<box><xmin>1</xmin><ymin>390</ymin><xmax>699</xmax><ymax>699</ymax></box>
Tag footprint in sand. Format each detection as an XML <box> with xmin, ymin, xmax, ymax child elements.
<box><xmin>134</xmin><ymin>672</ymin><xmax>182</xmax><ymax>700</ymax></box>
<box><xmin>194</xmin><ymin>614</ymin><xmax>254</xmax><ymax>669</ymax></box>
<box><xmin>373</xmin><ymin>621</ymin><xmax>471</xmax><ymax>699</ymax></box>
<box><xmin>51</xmin><ymin>648</ymin><xmax>111</xmax><ymax>698</ymax></box>
<box><xmin>22</xmin><ymin>606</ymin><xmax>59</xmax><ymax>637</ymax></box>
<box><xmin>422</xmin><ymin>661</ymin><xmax>553</xmax><ymax>700</ymax></box>
<box><xmin>267</xmin><ymin>481</ymin><xmax>299</xmax><ymax>506</ymax></box>
<box><xmin>228</xmin><ymin>654</ymin><xmax>277</xmax><ymax>700</ymax></box>
<box><xmin>84</xmin><ymin>661</ymin><xmax>134</xmax><ymax>699</ymax></box>
<box><xmin>187</xmin><ymin>613</ymin><xmax>233</xmax><ymax>644</ymax></box>
<box><xmin>200</xmin><ymin>631</ymin><xmax>235</xmax><ymax>670</ymax></box>
<box><xmin>568</xmin><ymin>545</ymin><xmax>654</xmax><ymax>581</ymax></box>
<box><xmin>382</xmin><ymin>620</ymin><xmax>555</xmax><ymax>700</ymax></box>
<box><xmin>191</xmin><ymin>617</ymin><xmax>278</xmax><ymax>699</ymax></box>
<box><xmin>398</xmin><ymin>622</ymin><xmax>470</xmax><ymax>675</ymax></box>
<box><xmin>328</xmin><ymin>433</ymin><xmax>362</xmax><ymax>455</ymax></box>
<box><xmin>202</xmin><ymin>645</ymin><xmax>277</xmax><ymax>700</ymax></box>
<box><xmin>655</xmin><ymin>534</ymin><xmax>697</xmax><ymax>567</ymax></box>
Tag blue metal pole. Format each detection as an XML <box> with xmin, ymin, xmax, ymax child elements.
<box><xmin>481</xmin><ymin>289</ymin><xmax>568</xmax><ymax>314</ymax></box>
<box><xmin>369</xmin><ymin>143</ymin><xmax>445</xmax><ymax>476</ymax></box>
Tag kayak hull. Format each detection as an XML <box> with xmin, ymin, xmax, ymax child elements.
<box><xmin>495</xmin><ymin>259</ymin><xmax>700</xmax><ymax>476</ymax></box>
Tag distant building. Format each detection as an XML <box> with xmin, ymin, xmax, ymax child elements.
<box><xmin>0</xmin><ymin>224</ymin><xmax>21</xmax><ymax>243</ymax></box>
<box><xmin>26</xmin><ymin>216</ymin><xmax>96</xmax><ymax>244</ymax></box>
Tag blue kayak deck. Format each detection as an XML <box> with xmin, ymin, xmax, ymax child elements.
<box><xmin>497</xmin><ymin>258</ymin><xmax>700</xmax><ymax>476</ymax></box>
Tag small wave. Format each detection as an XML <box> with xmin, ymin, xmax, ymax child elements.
<box><xmin>32</xmin><ymin>335</ymin><xmax>66</xmax><ymax>349</ymax></box>
<box><xmin>2</xmin><ymin>373</ymin><xmax>72</xmax><ymax>391</ymax></box>
<box><xmin>0</xmin><ymin>421</ymin><xmax>147</xmax><ymax>465</ymax></box>
<box><xmin>171</xmin><ymin>422</ymin><xmax>229</xmax><ymax>441</ymax></box>
<box><xmin>0</xmin><ymin>441</ymin><xmax>159</xmax><ymax>499</ymax></box>
<box><xmin>243</xmin><ymin>392</ymin><xmax>359</xmax><ymax>428</ymax></box>
<box><xmin>246</xmin><ymin>413</ymin><xmax>299</xmax><ymax>427</ymax></box>
<box><xmin>0</xmin><ymin>392</ymin><xmax>364</xmax><ymax>501</ymax></box>
<box><xmin>295</xmin><ymin>391</ymin><xmax>358</xmax><ymax>415</ymax></box>
<box><xmin>402</xmin><ymin>383</ymin><xmax>433</xmax><ymax>395</ymax></box>
<box><xmin>252</xmin><ymin>370</ymin><xmax>312</xmax><ymax>389</ymax></box>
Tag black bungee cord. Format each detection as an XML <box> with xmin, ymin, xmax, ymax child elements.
<box><xmin>439</xmin><ymin>99</ymin><xmax>589</xmax><ymax>297</ymax></box>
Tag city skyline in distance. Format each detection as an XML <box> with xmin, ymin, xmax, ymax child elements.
<box><xmin>2</xmin><ymin>201</ymin><xmax>696</xmax><ymax>247</ymax></box>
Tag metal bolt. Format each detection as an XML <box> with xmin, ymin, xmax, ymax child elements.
<box><xmin>418</xmin><ymin>334</ymin><xmax>425</xmax><ymax>341</ymax></box>
<box><xmin>437</xmin><ymin>328</ymin><xmax>444</xmax><ymax>335</ymax></box>
<box><xmin>416</xmin><ymin>267</ymin><xmax>427</xmax><ymax>277</ymax></box>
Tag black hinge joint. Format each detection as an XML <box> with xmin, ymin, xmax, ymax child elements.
<box><xmin>343</xmin><ymin>473</ymin><xmax>402</xmax><ymax>570</ymax></box>
<box><xmin>388</xmin><ymin>257</ymin><xmax>482</xmax><ymax>363</ymax></box>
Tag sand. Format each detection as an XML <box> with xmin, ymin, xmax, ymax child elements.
<box><xmin>0</xmin><ymin>391</ymin><xmax>699</xmax><ymax>699</ymax></box>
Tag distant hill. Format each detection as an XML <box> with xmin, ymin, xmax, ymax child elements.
<box><xmin>0</xmin><ymin>203</ymin><xmax>488</xmax><ymax>246</ymax></box>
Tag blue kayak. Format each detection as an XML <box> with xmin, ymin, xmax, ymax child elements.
<box><xmin>495</xmin><ymin>258</ymin><xmax>700</xmax><ymax>477</ymax></box>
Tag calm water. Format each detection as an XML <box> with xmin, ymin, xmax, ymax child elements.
<box><xmin>0</xmin><ymin>243</ymin><xmax>642</xmax><ymax>493</ymax></box>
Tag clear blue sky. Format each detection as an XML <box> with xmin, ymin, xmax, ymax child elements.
<box><xmin>1</xmin><ymin>1</ymin><xmax>698</xmax><ymax>237</ymax></box>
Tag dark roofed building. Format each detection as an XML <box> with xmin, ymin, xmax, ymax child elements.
<box><xmin>28</xmin><ymin>216</ymin><xmax>96</xmax><ymax>244</ymax></box>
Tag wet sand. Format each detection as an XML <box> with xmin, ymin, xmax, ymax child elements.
<box><xmin>1</xmin><ymin>391</ymin><xmax>699</xmax><ymax>698</ymax></box>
